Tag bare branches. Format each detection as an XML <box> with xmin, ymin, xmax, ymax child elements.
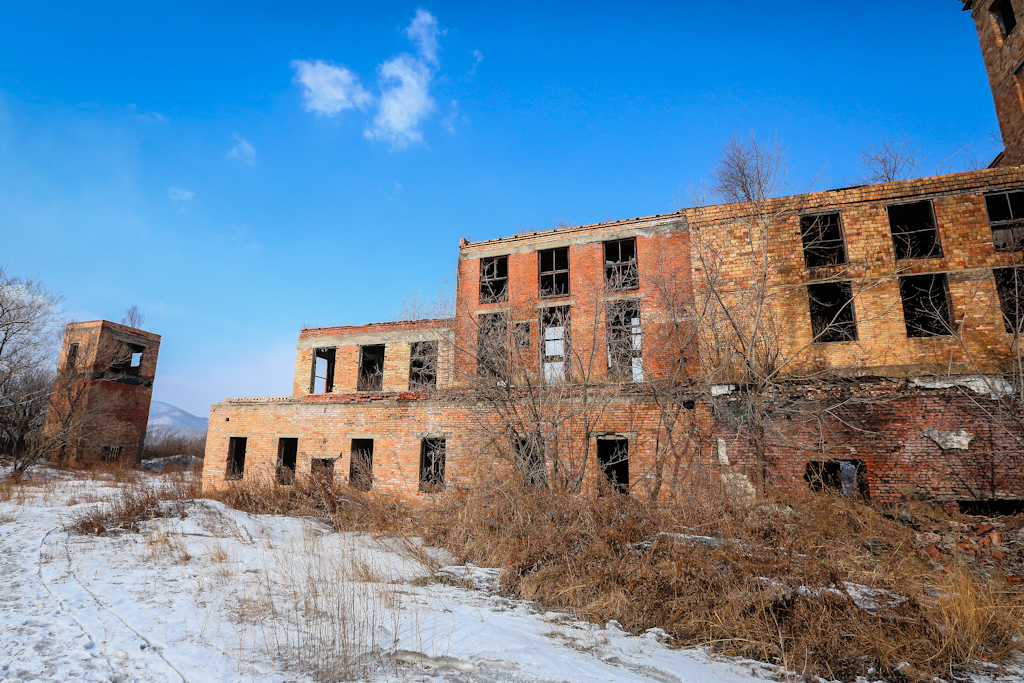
<box><xmin>713</xmin><ymin>133</ymin><xmax>789</xmax><ymax>206</ymax></box>
<box><xmin>859</xmin><ymin>136</ymin><xmax>921</xmax><ymax>184</ymax></box>
<box><xmin>121</xmin><ymin>305</ymin><xmax>145</xmax><ymax>329</ymax></box>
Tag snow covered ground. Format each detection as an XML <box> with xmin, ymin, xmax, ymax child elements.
<box><xmin>0</xmin><ymin>470</ymin><xmax>1021</xmax><ymax>683</ymax></box>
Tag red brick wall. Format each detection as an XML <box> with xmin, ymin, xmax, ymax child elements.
<box><xmin>966</xmin><ymin>0</ymin><xmax>1024</xmax><ymax>166</ymax></box>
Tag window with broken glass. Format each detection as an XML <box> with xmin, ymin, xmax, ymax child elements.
<box><xmin>984</xmin><ymin>190</ymin><xmax>1024</xmax><ymax>251</ymax></box>
<box><xmin>357</xmin><ymin>344</ymin><xmax>385</xmax><ymax>391</ymax></box>
<box><xmin>65</xmin><ymin>342</ymin><xmax>79</xmax><ymax>371</ymax></box>
<box><xmin>408</xmin><ymin>340</ymin><xmax>438</xmax><ymax>389</ymax></box>
<box><xmin>887</xmin><ymin>200</ymin><xmax>943</xmax><ymax>259</ymax></box>
<box><xmin>538</xmin><ymin>247</ymin><xmax>570</xmax><ymax>298</ymax></box>
<box><xmin>899</xmin><ymin>273</ymin><xmax>953</xmax><ymax>337</ymax></box>
<box><xmin>807</xmin><ymin>281</ymin><xmax>858</xmax><ymax>343</ymax></box>
<box><xmin>606</xmin><ymin>300</ymin><xmax>643</xmax><ymax>381</ymax></box>
<box><xmin>541</xmin><ymin>306</ymin><xmax>570</xmax><ymax>383</ymax></box>
<box><xmin>419</xmin><ymin>438</ymin><xmax>446</xmax><ymax>493</ymax></box>
<box><xmin>479</xmin><ymin>255</ymin><xmax>509</xmax><ymax>303</ymax></box>
<box><xmin>993</xmin><ymin>266</ymin><xmax>1024</xmax><ymax>334</ymax></box>
<box><xmin>604</xmin><ymin>238</ymin><xmax>639</xmax><ymax>291</ymax></box>
<box><xmin>476</xmin><ymin>313</ymin><xmax>509</xmax><ymax>379</ymax></box>
<box><xmin>311</xmin><ymin>347</ymin><xmax>336</xmax><ymax>394</ymax></box>
<box><xmin>799</xmin><ymin>212</ymin><xmax>847</xmax><ymax>267</ymax></box>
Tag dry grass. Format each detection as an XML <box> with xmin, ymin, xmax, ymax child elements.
<box><xmin>67</xmin><ymin>474</ymin><xmax>200</xmax><ymax>535</ymax></box>
<box><xmin>144</xmin><ymin>430</ymin><xmax>206</xmax><ymax>460</ymax></box>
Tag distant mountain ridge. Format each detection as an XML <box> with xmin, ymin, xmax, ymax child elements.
<box><xmin>148</xmin><ymin>401</ymin><xmax>208</xmax><ymax>434</ymax></box>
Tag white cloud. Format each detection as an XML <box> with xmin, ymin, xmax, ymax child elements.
<box><xmin>469</xmin><ymin>49</ymin><xmax>484</xmax><ymax>76</ymax></box>
<box><xmin>168</xmin><ymin>187</ymin><xmax>194</xmax><ymax>201</ymax></box>
<box><xmin>291</xmin><ymin>59</ymin><xmax>373</xmax><ymax>115</ymax></box>
<box><xmin>226</xmin><ymin>135</ymin><xmax>257</xmax><ymax>166</ymax></box>
<box><xmin>406</xmin><ymin>9</ymin><xmax>443</xmax><ymax>65</ymax></box>
<box><xmin>364</xmin><ymin>54</ymin><xmax>434</xmax><ymax>149</ymax></box>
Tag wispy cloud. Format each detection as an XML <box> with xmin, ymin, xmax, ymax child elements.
<box><xmin>226</xmin><ymin>134</ymin><xmax>257</xmax><ymax>166</ymax></box>
<box><xmin>168</xmin><ymin>187</ymin><xmax>194</xmax><ymax>201</ymax></box>
<box><xmin>291</xmin><ymin>59</ymin><xmax>373</xmax><ymax>115</ymax></box>
<box><xmin>469</xmin><ymin>49</ymin><xmax>484</xmax><ymax>76</ymax></box>
<box><xmin>406</xmin><ymin>8</ymin><xmax>444</xmax><ymax>64</ymax></box>
<box><xmin>364</xmin><ymin>54</ymin><xmax>435</xmax><ymax>149</ymax></box>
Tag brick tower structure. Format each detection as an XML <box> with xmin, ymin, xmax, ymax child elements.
<box><xmin>45</xmin><ymin>320</ymin><xmax>160</xmax><ymax>463</ymax></box>
<box><xmin>965</xmin><ymin>0</ymin><xmax>1024</xmax><ymax>165</ymax></box>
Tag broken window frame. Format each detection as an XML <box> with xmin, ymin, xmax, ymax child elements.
<box><xmin>419</xmin><ymin>438</ymin><xmax>446</xmax><ymax>493</ymax></box>
<box><xmin>799</xmin><ymin>212</ymin><xmax>848</xmax><ymax>268</ymax></box>
<box><xmin>408</xmin><ymin>340</ymin><xmax>439</xmax><ymax>390</ymax></box>
<box><xmin>476</xmin><ymin>313</ymin><xmax>509</xmax><ymax>380</ymax></box>
<box><xmin>804</xmin><ymin>460</ymin><xmax>869</xmax><ymax>499</ymax></box>
<box><xmin>357</xmin><ymin>344</ymin><xmax>385</xmax><ymax>392</ymax></box>
<box><xmin>276</xmin><ymin>437</ymin><xmax>298</xmax><ymax>486</ymax></box>
<box><xmin>538</xmin><ymin>247</ymin><xmax>570</xmax><ymax>298</ymax></box>
<box><xmin>984</xmin><ymin>189</ymin><xmax>1024</xmax><ymax>251</ymax></box>
<box><xmin>807</xmin><ymin>281</ymin><xmax>858</xmax><ymax>343</ymax></box>
<box><xmin>606</xmin><ymin>299</ymin><xmax>643</xmax><ymax>381</ymax></box>
<box><xmin>310</xmin><ymin>347</ymin><xmax>337</xmax><ymax>394</ymax></box>
<box><xmin>596</xmin><ymin>436</ymin><xmax>629</xmax><ymax>495</ymax></box>
<box><xmin>479</xmin><ymin>255</ymin><xmax>509</xmax><ymax>304</ymax></box>
<box><xmin>349</xmin><ymin>438</ymin><xmax>374</xmax><ymax>491</ymax></box>
<box><xmin>887</xmin><ymin>200</ymin><xmax>943</xmax><ymax>260</ymax></box>
<box><xmin>603</xmin><ymin>238</ymin><xmax>639</xmax><ymax>291</ymax></box>
<box><xmin>102</xmin><ymin>445</ymin><xmax>124</xmax><ymax>462</ymax></box>
<box><xmin>993</xmin><ymin>0</ymin><xmax>1018</xmax><ymax>37</ymax></box>
<box><xmin>899</xmin><ymin>273</ymin><xmax>953</xmax><ymax>338</ymax></box>
<box><xmin>993</xmin><ymin>266</ymin><xmax>1024</xmax><ymax>334</ymax></box>
<box><xmin>540</xmin><ymin>306</ymin><xmax>571</xmax><ymax>383</ymax></box>
<box><xmin>226</xmin><ymin>437</ymin><xmax>247</xmax><ymax>481</ymax></box>
<box><xmin>65</xmin><ymin>342</ymin><xmax>80</xmax><ymax>371</ymax></box>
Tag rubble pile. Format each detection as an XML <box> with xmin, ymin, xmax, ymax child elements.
<box><xmin>913</xmin><ymin>513</ymin><xmax>1024</xmax><ymax>582</ymax></box>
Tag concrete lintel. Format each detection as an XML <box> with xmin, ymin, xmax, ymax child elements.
<box><xmin>298</xmin><ymin>329</ymin><xmax>451</xmax><ymax>350</ymax></box>
<box><xmin>346</xmin><ymin>433</ymin><xmax>381</xmax><ymax>440</ymax></box>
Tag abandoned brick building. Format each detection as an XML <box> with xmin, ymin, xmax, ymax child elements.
<box><xmin>46</xmin><ymin>320</ymin><xmax>161</xmax><ymax>463</ymax></box>
<box><xmin>202</xmin><ymin>3</ymin><xmax>1024</xmax><ymax>508</ymax></box>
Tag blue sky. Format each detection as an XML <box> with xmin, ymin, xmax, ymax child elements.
<box><xmin>0</xmin><ymin>1</ymin><xmax>1000</xmax><ymax>416</ymax></box>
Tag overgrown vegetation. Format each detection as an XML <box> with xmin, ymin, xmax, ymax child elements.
<box><xmin>67</xmin><ymin>474</ymin><xmax>199</xmax><ymax>535</ymax></box>
<box><xmin>143</xmin><ymin>429</ymin><xmax>207</xmax><ymax>460</ymax></box>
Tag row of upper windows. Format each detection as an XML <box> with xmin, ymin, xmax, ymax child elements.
<box><xmin>478</xmin><ymin>237</ymin><xmax>638</xmax><ymax>304</ymax></box>
<box><xmin>799</xmin><ymin>190</ymin><xmax>1024</xmax><ymax>269</ymax></box>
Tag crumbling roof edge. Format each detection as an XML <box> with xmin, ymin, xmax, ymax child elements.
<box><xmin>300</xmin><ymin>317</ymin><xmax>455</xmax><ymax>336</ymax></box>
<box><xmin>66</xmin><ymin>319</ymin><xmax>161</xmax><ymax>342</ymax></box>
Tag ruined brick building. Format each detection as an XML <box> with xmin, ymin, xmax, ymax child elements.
<box><xmin>202</xmin><ymin>3</ymin><xmax>1024</xmax><ymax>509</ymax></box>
<box><xmin>46</xmin><ymin>320</ymin><xmax>161</xmax><ymax>463</ymax></box>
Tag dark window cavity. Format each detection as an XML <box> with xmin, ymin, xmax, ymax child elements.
<box><xmin>994</xmin><ymin>266</ymin><xmax>1024</xmax><ymax>333</ymax></box>
<box><xmin>539</xmin><ymin>247</ymin><xmax>570</xmax><ymax>298</ymax></box>
<box><xmin>899</xmin><ymin>274</ymin><xmax>953</xmax><ymax>337</ymax></box>
<box><xmin>277</xmin><ymin>437</ymin><xmax>297</xmax><ymax>485</ymax></box>
<box><xmin>102</xmin><ymin>445</ymin><xmax>124</xmax><ymax>462</ymax></box>
<box><xmin>357</xmin><ymin>344</ymin><xmax>385</xmax><ymax>391</ymax></box>
<box><xmin>312</xmin><ymin>458</ymin><xmax>335</xmax><ymax>485</ymax></box>
<box><xmin>799</xmin><ymin>213</ymin><xmax>847</xmax><ymax>267</ymax></box>
<box><xmin>477</xmin><ymin>313</ymin><xmax>509</xmax><ymax>379</ymax></box>
<box><xmin>541</xmin><ymin>306</ymin><xmax>570</xmax><ymax>383</ymax></box>
<box><xmin>419</xmin><ymin>438</ymin><xmax>446</xmax><ymax>493</ymax></box>
<box><xmin>349</xmin><ymin>439</ymin><xmax>374</xmax><ymax>491</ymax></box>
<box><xmin>604</xmin><ymin>238</ymin><xmax>639</xmax><ymax>291</ymax></box>
<box><xmin>984</xmin><ymin>190</ymin><xmax>1024</xmax><ymax>250</ymax></box>
<box><xmin>606</xmin><ymin>300</ymin><xmax>643</xmax><ymax>380</ymax></box>
<box><xmin>226</xmin><ymin>437</ymin><xmax>247</xmax><ymax>480</ymax></box>
<box><xmin>993</xmin><ymin>0</ymin><xmax>1018</xmax><ymax>36</ymax></box>
<box><xmin>479</xmin><ymin>256</ymin><xmax>509</xmax><ymax>304</ymax></box>
<box><xmin>807</xmin><ymin>281</ymin><xmax>858</xmax><ymax>343</ymax></box>
<box><xmin>111</xmin><ymin>342</ymin><xmax>145</xmax><ymax>376</ymax></box>
<box><xmin>805</xmin><ymin>460</ymin><xmax>868</xmax><ymax>498</ymax></box>
<box><xmin>65</xmin><ymin>342</ymin><xmax>79</xmax><ymax>371</ymax></box>
<box><xmin>311</xmin><ymin>347</ymin><xmax>336</xmax><ymax>394</ymax></box>
<box><xmin>887</xmin><ymin>201</ymin><xmax>942</xmax><ymax>259</ymax></box>
<box><xmin>409</xmin><ymin>341</ymin><xmax>438</xmax><ymax>389</ymax></box>
<box><xmin>513</xmin><ymin>434</ymin><xmax>546</xmax><ymax>488</ymax></box>
<box><xmin>597</xmin><ymin>437</ymin><xmax>629</xmax><ymax>495</ymax></box>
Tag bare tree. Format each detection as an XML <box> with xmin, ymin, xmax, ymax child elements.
<box><xmin>121</xmin><ymin>305</ymin><xmax>145</xmax><ymax>329</ymax></box>
<box><xmin>859</xmin><ymin>136</ymin><xmax>921</xmax><ymax>184</ymax></box>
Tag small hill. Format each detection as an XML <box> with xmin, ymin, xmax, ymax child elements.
<box><xmin>148</xmin><ymin>401</ymin><xmax>208</xmax><ymax>435</ymax></box>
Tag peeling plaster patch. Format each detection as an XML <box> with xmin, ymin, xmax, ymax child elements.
<box><xmin>717</xmin><ymin>438</ymin><xmax>729</xmax><ymax>465</ymax></box>
<box><xmin>711</xmin><ymin>384</ymin><xmax>737</xmax><ymax>397</ymax></box>
<box><xmin>722</xmin><ymin>473</ymin><xmax>756</xmax><ymax>501</ymax></box>
<box><xmin>910</xmin><ymin>375</ymin><xmax>1013</xmax><ymax>398</ymax></box>
<box><xmin>923</xmin><ymin>427</ymin><xmax>974</xmax><ymax>450</ymax></box>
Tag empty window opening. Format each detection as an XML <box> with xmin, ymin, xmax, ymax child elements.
<box><xmin>994</xmin><ymin>266</ymin><xmax>1024</xmax><ymax>333</ymax></box>
<box><xmin>311</xmin><ymin>458</ymin><xmax>335</xmax><ymax>485</ymax></box>
<box><xmin>539</xmin><ymin>247</ymin><xmax>570</xmax><ymax>298</ymax></box>
<box><xmin>604</xmin><ymin>238</ymin><xmax>639</xmax><ymax>291</ymax></box>
<box><xmin>805</xmin><ymin>460</ymin><xmax>868</xmax><ymax>498</ymax></box>
<box><xmin>111</xmin><ymin>342</ymin><xmax>145</xmax><ymax>376</ymax></box>
<box><xmin>513</xmin><ymin>434</ymin><xmax>547</xmax><ymax>488</ymax></box>
<box><xmin>419</xmin><ymin>438</ymin><xmax>446</xmax><ymax>493</ymax></box>
<box><xmin>606</xmin><ymin>300</ymin><xmax>643</xmax><ymax>381</ymax></box>
<box><xmin>984</xmin><ymin>190</ymin><xmax>1024</xmax><ymax>250</ymax></box>
<box><xmin>226</xmin><ymin>437</ymin><xmax>247</xmax><ymax>481</ymax></box>
<box><xmin>479</xmin><ymin>256</ymin><xmax>509</xmax><ymax>303</ymax></box>
<box><xmin>409</xmin><ymin>341</ymin><xmax>439</xmax><ymax>389</ymax></box>
<box><xmin>957</xmin><ymin>498</ymin><xmax>1024</xmax><ymax>515</ymax></box>
<box><xmin>887</xmin><ymin>201</ymin><xmax>942</xmax><ymax>259</ymax></box>
<box><xmin>311</xmin><ymin>347</ymin><xmax>336</xmax><ymax>394</ymax></box>
<box><xmin>357</xmin><ymin>344</ymin><xmax>385</xmax><ymax>391</ymax></box>
<box><xmin>541</xmin><ymin>306</ymin><xmax>570</xmax><ymax>383</ymax></box>
<box><xmin>477</xmin><ymin>313</ymin><xmax>509</xmax><ymax>379</ymax></box>
<box><xmin>899</xmin><ymin>274</ymin><xmax>953</xmax><ymax>337</ymax></box>
<box><xmin>993</xmin><ymin>0</ymin><xmax>1018</xmax><ymax>36</ymax></box>
<box><xmin>102</xmin><ymin>445</ymin><xmax>124</xmax><ymax>462</ymax></box>
<box><xmin>130</xmin><ymin>352</ymin><xmax>143</xmax><ymax>368</ymax></box>
<box><xmin>596</xmin><ymin>437</ymin><xmax>629</xmax><ymax>495</ymax></box>
<box><xmin>800</xmin><ymin>213</ymin><xmax>847</xmax><ymax>267</ymax></box>
<box><xmin>807</xmin><ymin>281</ymin><xmax>858</xmax><ymax>343</ymax></box>
<box><xmin>65</xmin><ymin>342</ymin><xmax>79</xmax><ymax>371</ymax></box>
<box><xmin>513</xmin><ymin>322</ymin><xmax>531</xmax><ymax>349</ymax></box>
<box><xmin>277</xmin><ymin>437</ymin><xmax>298</xmax><ymax>486</ymax></box>
<box><xmin>349</xmin><ymin>439</ymin><xmax>374</xmax><ymax>491</ymax></box>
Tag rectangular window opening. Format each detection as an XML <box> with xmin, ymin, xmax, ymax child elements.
<box><xmin>311</xmin><ymin>458</ymin><xmax>335</xmax><ymax>486</ymax></box>
<box><xmin>887</xmin><ymin>201</ymin><xmax>942</xmax><ymax>259</ymax></box>
<box><xmin>419</xmin><ymin>438</ymin><xmax>446</xmax><ymax>493</ymax></box>
<box><xmin>604</xmin><ymin>238</ymin><xmax>639</xmax><ymax>291</ymax></box>
<box><xmin>226</xmin><ymin>437</ymin><xmax>247</xmax><ymax>481</ymax></box>
<box><xmin>477</xmin><ymin>313</ymin><xmax>509</xmax><ymax>379</ymax></box>
<box><xmin>805</xmin><ymin>460</ymin><xmax>869</xmax><ymax>499</ymax></box>
<box><xmin>606</xmin><ymin>300</ymin><xmax>643</xmax><ymax>381</ymax></box>
<box><xmin>994</xmin><ymin>266</ymin><xmax>1024</xmax><ymax>333</ymax></box>
<box><xmin>541</xmin><ymin>306</ymin><xmax>570</xmax><ymax>383</ymax></box>
<box><xmin>102</xmin><ymin>445</ymin><xmax>124</xmax><ymax>462</ymax></box>
<box><xmin>311</xmin><ymin>347</ymin><xmax>336</xmax><ymax>394</ymax></box>
<box><xmin>513</xmin><ymin>434</ymin><xmax>547</xmax><ymax>488</ymax></box>
<box><xmin>539</xmin><ymin>247</ymin><xmax>570</xmax><ymax>298</ymax></box>
<box><xmin>596</xmin><ymin>437</ymin><xmax>629</xmax><ymax>495</ymax></box>
<box><xmin>409</xmin><ymin>341</ymin><xmax>439</xmax><ymax>389</ymax></box>
<box><xmin>349</xmin><ymin>439</ymin><xmax>374</xmax><ymax>491</ymax></box>
<box><xmin>276</xmin><ymin>437</ymin><xmax>298</xmax><ymax>486</ymax></box>
<box><xmin>807</xmin><ymin>281</ymin><xmax>858</xmax><ymax>343</ymax></box>
<box><xmin>357</xmin><ymin>344</ymin><xmax>385</xmax><ymax>391</ymax></box>
<box><xmin>65</xmin><ymin>342</ymin><xmax>80</xmax><ymax>371</ymax></box>
<box><xmin>111</xmin><ymin>342</ymin><xmax>145</xmax><ymax>376</ymax></box>
<box><xmin>984</xmin><ymin>190</ymin><xmax>1024</xmax><ymax>251</ymax></box>
<box><xmin>994</xmin><ymin>0</ymin><xmax>1018</xmax><ymax>36</ymax></box>
<box><xmin>479</xmin><ymin>255</ymin><xmax>509</xmax><ymax>304</ymax></box>
<box><xmin>899</xmin><ymin>273</ymin><xmax>953</xmax><ymax>337</ymax></box>
<box><xmin>800</xmin><ymin>212</ymin><xmax>847</xmax><ymax>267</ymax></box>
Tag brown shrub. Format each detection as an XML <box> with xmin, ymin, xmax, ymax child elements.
<box><xmin>144</xmin><ymin>430</ymin><xmax>206</xmax><ymax>460</ymax></box>
<box><xmin>68</xmin><ymin>474</ymin><xmax>200</xmax><ymax>535</ymax></box>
